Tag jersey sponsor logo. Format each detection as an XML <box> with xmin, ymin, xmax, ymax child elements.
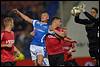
<box><xmin>6</xmin><ymin>40</ymin><xmax>14</xmax><ymax>44</ymax></box>
<box><xmin>48</xmin><ymin>35</ymin><xmax>56</xmax><ymax>38</ymax></box>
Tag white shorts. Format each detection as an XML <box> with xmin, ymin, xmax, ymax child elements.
<box><xmin>30</xmin><ymin>45</ymin><xmax>50</xmax><ymax>66</ymax></box>
<box><xmin>30</xmin><ymin>45</ymin><xmax>44</xmax><ymax>60</ymax></box>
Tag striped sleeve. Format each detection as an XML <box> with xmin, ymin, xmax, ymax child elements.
<box><xmin>32</xmin><ymin>20</ymin><xmax>39</xmax><ymax>27</ymax></box>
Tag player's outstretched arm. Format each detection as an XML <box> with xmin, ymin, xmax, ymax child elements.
<box><xmin>12</xmin><ymin>9</ymin><xmax>33</xmax><ymax>24</ymax></box>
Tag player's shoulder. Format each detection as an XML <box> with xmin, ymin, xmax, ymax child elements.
<box><xmin>32</xmin><ymin>19</ymin><xmax>40</xmax><ymax>26</ymax></box>
<box><xmin>1</xmin><ymin>31</ymin><xmax>5</xmax><ymax>36</ymax></box>
<box><xmin>11</xmin><ymin>31</ymin><xmax>14</xmax><ymax>34</ymax></box>
<box><xmin>47</xmin><ymin>34</ymin><xmax>56</xmax><ymax>38</ymax></box>
<box><xmin>1</xmin><ymin>30</ymin><xmax>4</xmax><ymax>33</ymax></box>
<box><xmin>2</xmin><ymin>31</ymin><xmax>14</xmax><ymax>35</ymax></box>
<box><xmin>1</xmin><ymin>30</ymin><xmax>7</xmax><ymax>34</ymax></box>
<box><xmin>32</xmin><ymin>19</ymin><xmax>40</xmax><ymax>23</ymax></box>
<box><xmin>1</xmin><ymin>31</ymin><xmax>6</xmax><ymax>37</ymax></box>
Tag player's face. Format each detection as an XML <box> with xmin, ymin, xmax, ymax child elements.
<box><xmin>56</xmin><ymin>19</ymin><xmax>61</xmax><ymax>27</ymax></box>
<box><xmin>41</xmin><ymin>13</ymin><xmax>49</xmax><ymax>22</ymax></box>
<box><xmin>10</xmin><ymin>21</ymin><xmax>14</xmax><ymax>28</ymax></box>
<box><xmin>90</xmin><ymin>9</ymin><xmax>97</xmax><ymax>17</ymax></box>
<box><xmin>55</xmin><ymin>19</ymin><xmax>62</xmax><ymax>27</ymax></box>
<box><xmin>4</xmin><ymin>21</ymin><xmax>14</xmax><ymax>28</ymax></box>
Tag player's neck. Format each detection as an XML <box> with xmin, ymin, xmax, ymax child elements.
<box><xmin>41</xmin><ymin>20</ymin><xmax>48</xmax><ymax>23</ymax></box>
<box><xmin>4</xmin><ymin>26</ymin><xmax>12</xmax><ymax>32</ymax></box>
<box><xmin>51</xmin><ymin>25</ymin><xmax>58</xmax><ymax>30</ymax></box>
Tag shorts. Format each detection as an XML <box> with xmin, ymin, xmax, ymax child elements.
<box><xmin>30</xmin><ymin>45</ymin><xmax>50</xmax><ymax>66</ymax></box>
<box><xmin>30</xmin><ymin>45</ymin><xmax>45</xmax><ymax>60</ymax></box>
<box><xmin>1</xmin><ymin>62</ymin><xmax>16</xmax><ymax>66</ymax></box>
<box><xmin>48</xmin><ymin>53</ymin><xmax>64</xmax><ymax>66</ymax></box>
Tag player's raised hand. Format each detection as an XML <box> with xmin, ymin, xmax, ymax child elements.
<box><xmin>79</xmin><ymin>3</ymin><xmax>86</xmax><ymax>12</ymax></box>
<box><xmin>12</xmin><ymin>8</ymin><xmax>33</xmax><ymax>24</ymax></box>
<box><xmin>12</xmin><ymin>9</ymin><xmax>20</xmax><ymax>14</ymax></box>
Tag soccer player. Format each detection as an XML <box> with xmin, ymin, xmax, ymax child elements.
<box><xmin>13</xmin><ymin>9</ymin><xmax>49</xmax><ymax>66</ymax></box>
<box><xmin>51</xmin><ymin>19</ymin><xmax>77</xmax><ymax>66</ymax></box>
<box><xmin>45</xmin><ymin>17</ymin><xmax>64</xmax><ymax>66</ymax></box>
<box><xmin>45</xmin><ymin>17</ymin><xmax>77</xmax><ymax>66</ymax></box>
<box><xmin>74</xmin><ymin>7</ymin><xmax>99</xmax><ymax>66</ymax></box>
<box><xmin>1</xmin><ymin>17</ymin><xmax>21</xmax><ymax>66</ymax></box>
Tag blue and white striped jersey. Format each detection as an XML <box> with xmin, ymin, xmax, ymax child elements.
<box><xmin>31</xmin><ymin>20</ymin><xmax>49</xmax><ymax>47</ymax></box>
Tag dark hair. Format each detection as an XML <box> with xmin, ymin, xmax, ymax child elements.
<box><xmin>41</xmin><ymin>10</ymin><xmax>48</xmax><ymax>14</ymax></box>
<box><xmin>51</xmin><ymin>17</ymin><xmax>61</xmax><ymax>23</ymax></box>
<box><xmin>92</xmin><ymin>7</ymin><xmax>98</xmax><ymax>13</ymax></box>
<box><xmin>38</xmin><ymin>10</ymin><xmax>49</xmax><ymax>18</ymax></box>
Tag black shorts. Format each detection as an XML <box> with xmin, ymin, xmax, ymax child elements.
<box><xmin>1</xmin><ymin>62</ymin><xmax>16</xmax><ymax>66</ymax></box>
<box><xmin>64</xmin><ymin>59</ymin><xmax>79</xmax><ymax>66</ymax></box>
<box><xmin>48</xmin><ymin>53</ymin><xmax>64</xmax><ymax>66</ymax></box>
<box><xmin>88</xmin><ymin>42</ymin><xmax>99</xmax><ymax>59</ymax></box>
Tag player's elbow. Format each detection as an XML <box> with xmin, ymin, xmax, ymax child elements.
<box><xmin>74</xmin><ymin>17</ymin><xmax>80</xmax><ymax>23</ymax></box>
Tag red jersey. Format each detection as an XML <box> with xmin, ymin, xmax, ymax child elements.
<box><xmin>54</xmin><ymin>27</ymin><xmax>76</xmax><ymax>61</ymax></box>
<box><xmin>1</xmin><ymin>31</ymin><xmax>15</xmax><ymax>62</ymax></box>
<box><xmin>45</xmin><ymin>34</ymin><xmax>64</xmax><ymax>55</ymax></box>
<box><xmin>63</xmin><ymin>39</ymin><xmax>76</xmax><ymax>61</ymax></box>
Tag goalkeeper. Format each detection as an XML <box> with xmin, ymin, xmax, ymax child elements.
<box><xmin>73</xmin><ymin>5</ymin><xmax>99</xmax><ymax>66</ymax></box>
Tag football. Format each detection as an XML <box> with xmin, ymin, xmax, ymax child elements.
<box><xmin>71</xmin><ymin>6</ymin><xmax>81</xmax><ymax>16</ymax></box>
<box><xmin>71</xmin><ymin>4</ymin><xmax>86</xmax><ymax>16</ymax></box>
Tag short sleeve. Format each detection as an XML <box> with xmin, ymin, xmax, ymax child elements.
<box><xmin>1</xmin><ymin>32</ymin><xmax>4</xmax><ymax>40</ymax></box>
<box><xmin>32</xmin><ymin>20</ymin><xmax>39</xmax><ymax>27</ymax></box>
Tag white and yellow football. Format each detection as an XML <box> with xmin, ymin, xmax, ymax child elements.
<box><xmin>71</xmin><ymin>6</ymin><xmax>81</xmax><ymax>16</ymax></box>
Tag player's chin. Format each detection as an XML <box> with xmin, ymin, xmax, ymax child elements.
<box><xmin>41</xmin><ymin>19</ymin><xmax>48</xmax><ymax>22</ymax></box>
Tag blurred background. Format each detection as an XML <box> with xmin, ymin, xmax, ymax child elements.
<box><xmin>1</xmin><ymin>1</ymin><xmax>99</xmax><ymax>66</ymax></box>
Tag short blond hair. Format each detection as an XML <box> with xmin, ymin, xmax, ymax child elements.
<box><xmin>3</xmin><ymin>17</ymin><xmax>14</xmax><ymax>28</ymax></box>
